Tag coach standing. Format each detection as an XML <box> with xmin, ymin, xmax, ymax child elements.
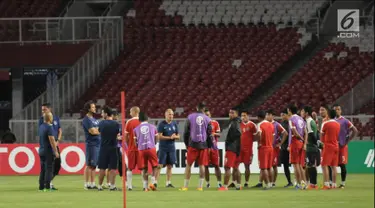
<box><xmin>82</xmin><ymin>101</ymin><xmax>101</xmax><ymax>190</ymax></box>
<box><xmin>38</xmin><ymin>112</ymin><xmax>59</xmax><ymax>191</ymax></box>
<box><xmin>39</xmin><ymin>103</ymin><xmax>62</xmax><ymax>190</ymax></box>
<box><xmin>155</xmin><ymin>109</ymin><xmax>179</xmax><ymax>188</ymax></box>
<box><xmin>97</xmin><ymin>106</ymin><xmax>120</xmax><ymax>191</ymax></box>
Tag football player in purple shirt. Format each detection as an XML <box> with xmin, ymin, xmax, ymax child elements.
<box><xmin>333</xmin><ymin>104</ymin><xmax>358</xmax><ymax>188</ymax></box>
<box><xmin>133</xmin><ymin>112</ymin><xmax>159</xmax><ymax>192</ymax></box>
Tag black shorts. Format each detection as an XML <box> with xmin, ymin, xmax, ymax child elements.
<box><xmin>98</xmin><ymin>147</ymin><xmax>118</xmax><ymax>170</ymax></box>
<box><xmin>279</xmin><ymin>149</ymin><xmax>290</xmax><ymax>165</ymax></box>
<box><xmin>306</xmin><ymin>151</ymin><xmax>321</xmax><ymax>167</ymax></box>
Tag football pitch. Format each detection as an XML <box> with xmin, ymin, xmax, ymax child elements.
<box><xmin>0</xmin><ymin>174</ymin><xmax>373</xmax><ymax>208</ymax></box>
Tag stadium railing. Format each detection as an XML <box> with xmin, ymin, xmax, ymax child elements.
<box><xmin>9</xmin><ymin>16</ymin><xmax>124</xmax><ymax>121</ymax></box>
<box><xmin>8</xmin><ymin>115</ymin><xmax>374</xmax><ymax>144</ymax></box>
<box><xmin>0</xmin><ymin>16</ymin><xmax>122</xmax><ymax>44</ymax></box>
<box><xmin>334</xmin><ymin>74</ymin><xmax>374</xmax><ymax>115</ymax></box>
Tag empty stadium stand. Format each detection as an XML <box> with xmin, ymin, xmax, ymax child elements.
<box><xmin>71</xmin><ymin>0</ymin><xmax>327</xmax><ymax>118</ymax></box>
<box><xmin>357</xmin><ymin>100</ymin><xmax>375</xmax><ymax>115</ymax></box>
<box><xmin>0</xmin><ymin>0</ymin><xmax>69</xmax><ymax>42</ymax></box>
<box><xmin>0</xmin><ymin>0</ymin><xmax>67</xmax><ymax>18</ymax></box>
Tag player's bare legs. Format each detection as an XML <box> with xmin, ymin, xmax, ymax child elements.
<box><xmin>322</xmin><ymin>165</ymin><xmax>330</xmax><ymax>189</ymax></box>
<box><xmin>181</xmin><ymin>163</ymin><xmax>192</xmax><ymax>190</ymax></box>
<box><xmin>234</xmin><ymin>168</ymin><xmax>241</xmax><ymax>189</ymax></box>
<box><xmin>252</xmin><ymin>172</ymin><xmax>264</xmax><ymax>188</ymax></box>
<box><xmin>214</xmin><ymin>165</ymin><xmax>222</xmax><ymax>187</ymax></box>
<box><xmin>155</xmin><ymin>165</ymin><xmax>162</xmax><ymax>186</ymax></box>
<box><xmin>109</xmin><ymin>169</ymin><xmax>117</xmax><ymax>188</ymax></box>
<box><xmin>301</xmin><ymin>166</ymin><xmax>306</xmax><ymax>181</ymax></box>
<box><xmin>244</xmin><ymin>165</ymin><xmax>251</xmax><ymax>187</ymax></box>
<box><xmin>267</xmin><ymin>168</ymin><xmax>273</xmax><ymax>189</ymax></box>
<box><xmin>305</xmin><ymin>167</ymin><xmax>310</xmax><ymax>186</ymax></box>
<box><xmin>90</xmin><ymin>167</ymin><xmax>96</xmax><ymax>185</ymax></box>
<box><xmin>142</xmin><ymin>169</ymin><xmax>149</xmax><ymax>191</ymax></box>
<box><xmin>98</xmin><ymin>169</ymin><xmax>106</xmax><ymax>190</ymax></box>
<box><xmin>261</xmin><ymin>168</ymin><xmax>270</xmax><ymax>189</ymax></box>
<box><xmin>204</xmin><ymin>166</ymin><xmax>210</xmax><ymax>186</ymax></box>
<box><xmin>229</xmin><ymin>170</ymin><xmax>237</xmax><ymax>188</ymax></box>
<box><xmin>84</xmin><ymin>167</ymin><xmax>90</xmax><ymax>188</ymax></box>
<box><xmin>272</xmin><ymin>166</ymin><xmax>278</xmax><ymax>186</ymax></box>
<box><xmin>293</xmin><ymin>164</ymin><xmax>301</xmax><ymax>187</ymax></box>
<box><xmin>300</xmin><ymin>166</ymin><xmax>307</xmax><ymax>188</ymax></box>
<box><xmin>147</xmin><ymin>166</ymin><xmax>158</xmax><ymax>191</ymax></box>
<box><xmin>206</xmin><ymin>165</ymin><xmax>223</xmax><ymax>188</ymax></box>
<box><xmin>220</xmin><ymin>167</ymin><xmax>231</xmax><ymax>190</ymax></box>
<box><xmin>84</xmin><ymin>166</ymin><xmax>97</xmax><ymax>189</ymax></box>
<box><xmin>166</xmin><ymin>165</ymin><xmax>173</xmax><ymax>186</ymax></box>
<box><xmin>331</xmin><ymin>166</ymin><xmax>337</xmax><ymax>188</ymax></box>
<box><xmin>105</xmin><ymin>169</ymin><xmax>110</xmax><ymax>188</ymax></box>
<box><xmin>198</xmin><ymin>165</ymin><xmax>205</xmax><ymax>190</ymax></box>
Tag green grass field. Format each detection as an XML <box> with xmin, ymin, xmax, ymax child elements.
<box><xmin>0</xmin><ymin>174</ymin><xmax>373</xmax><ymax>208</ymax></box>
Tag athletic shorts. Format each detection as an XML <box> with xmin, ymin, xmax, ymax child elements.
<box><xmin>258</xmin><ymin>147</ymin><xmax>273</xmax><ymax>169</ymax></box>
<box><xmin>321</xmin><ymin>146</ymin><xmax>339</xmax><ymax>167</ymax></box>
<box><xmin>187</xmin><ymin>147</ymin><xmax>208</xmax><ymax>166</ymax></box>
<box><xmin>290</xmin><ymin>142</ymin><xmax>303</xmax><ymax>164</ymax></box>
<box><xmin>306</xmin><ymin>151</ymin><xmax>321</xmax><ymax>167</ymax></box>
<box><xmin>86</xmin><ymin>145</ymin><xmax>99</xmax><ymax>167</ymax></box>
<box><xmin>239</xmin><ymin>149</ymin><xmax>253</xmax><ymax>166</ymax></box>
<box><xmin>138</xmin><ymin>148</ymin><xmax>158</xmax><ymax>170</ymax></box>
<box><xmin>98</xmin><ymin>146</ymin><xmax>118</xmax><ymax>170</ymax></box>
<box><xmin>158</xmin><ymin>150</ymin><xmax>176</xmax><ymax>166</ymax></box>
<box><xmin>208</xmin><ymin>149</ymin><xmax>220</xmax><ymax>167</ymax></box>
<box><xmin>224</xmin><ymin>151</ymin><xmax>240</xmax><ymax>168</ymax></box>
<box><xmin>127</xmin><ymin>150</ymin><xmax>139</xmax><ymax>170</ymax></box>
<box><xmin>339</xmin><ymin>145</ymin><xmax>348</xmax><ymax>165</ymax></box>
<box><xmin>272</xmin><ymin>147</ymin><xmax>280</xmax><ymax>167</ymax></box>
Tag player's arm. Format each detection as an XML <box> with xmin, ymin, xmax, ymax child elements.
<box><xmin>278</xmin><ymin>125</ymin><xmax>288</xmax><ymax>147</ymax></box>
<box><xmin>348</xmin><ymin>121</ymin><xmax>358</xmax><ymax>143</ymax></box>
<box><xmin>57</xmin><ymin>117</ymin><xmax>62</xmax><ymax>142</ymax></box>
<box><xmin>172</xmin><ymin>122</ymin><xmax>180</xmax><ymax>140</ymax></box>
<box><xmin>48</xmin><ymin>126</ymin><xmax>59</xmax><ymax>157</ymax></box>
<box><xmin>183</xmin><ymin>119</ymin><xmax>190</xmax><ymax>147</ymax></box>
<box><xmin>155</xmin><ymin>129</ymin><xmax>159</xmax><ymax>144</ymax></box>
<box><xmin>303</xmin><ymin>126</ymin><xmax>308</xmax><ymax>149</ymax></box>
<box><xmin>291</xmin><ymin>121</ymin><xmax>304</xmax><ymax>141</ymax></box>
<box><xmin>133</xmin><ymin>129</ymin><xmax>138</xmax><ymax>146</ymax></box>
<box><xmin>172</xmin><ymin>133</ymin><xmax>180</xmax><ymax>140</ymax></box>
<box><xmin>320</xmin><ymin>122</ymin><xmax>326</xmax><ymax>143</ymax></box>
<box><xmin>124</xmin><ymin>121</ymin><xmax>130</xmax><ymax>143</ymax></box>
<box><xmin>83</xmin><ymin>118</ymin><xmax>99</xmax><ymax>135</ymax></box>
<box><xmin>213</xmin><ymin>121</ymin><xmax>221</xmax><ymax>137</ymax></box>
<box><xmin>206</xmin><ymin>122</ymin><xmax>214</xmax><ymax>148</ymax></box>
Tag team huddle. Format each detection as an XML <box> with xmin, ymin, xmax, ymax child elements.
<box><xmin>37</xmin><ymin>101</ymin><xmax>358</xmax><ymax>192</ymax></box>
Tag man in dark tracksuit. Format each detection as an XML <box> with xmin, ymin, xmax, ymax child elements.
<box><xmin>219</xmin><ymin>108</ymin><xmax>241</xmax><ymax>191</ymax></box>
<box><xmin>279</xmin><ymin>109</ymin><xmax>293</xmax><ymax>187</ymax></box>
<box><xmin>39</xmin><ymin>103</ymin><xmax>62</xmax><ymax>190</ymax></box>
<box><xmin>38</xmin><ymin>112</ymin><xmax>59</xmax><ymax>192</ymax></box>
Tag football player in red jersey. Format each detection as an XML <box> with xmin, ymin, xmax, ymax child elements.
<box><xmin>204</xmin><ymin>109</ymin><xmax>222</xmax><ymax>188</ymax></box>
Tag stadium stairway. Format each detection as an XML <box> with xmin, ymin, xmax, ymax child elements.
<box><xmin>237</xmin><ymin>35</ymin><xmax>333</xmax><ymax>113</ymax></box>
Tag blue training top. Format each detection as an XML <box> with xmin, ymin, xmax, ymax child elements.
<box><xmin>39</xmin><ymin>123</ymin><xmax>54</xmax><ymax>156</ymax></box>
<box><xmin>82</xmin><ymin>115</ymin><xmax>101</xmax><ymax>146</ymax></box>
<box><xmin>157</xmin><ymin>120</ymin><xmax>178</xmax><ymax>152</ymax></box>
<box><xmin>39</xmin><ymin>115</ymin><xmax>60</xmax><ymax>141</ymax></box>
